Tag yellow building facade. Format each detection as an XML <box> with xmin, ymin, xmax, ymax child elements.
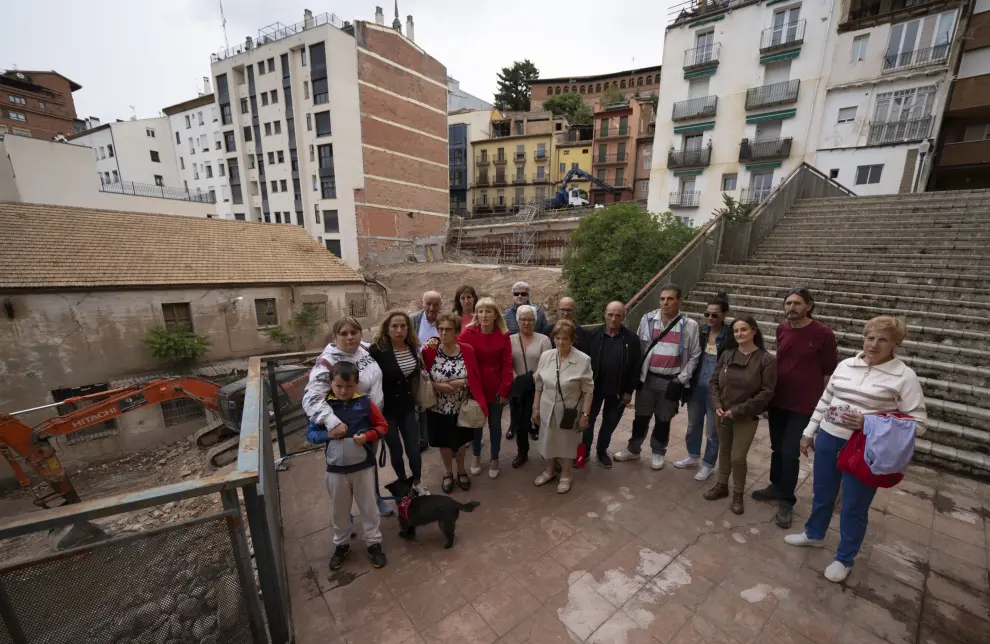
<box><xmin>554</xmin><ymin>125</ymin><xmax>594</xmax><ymax>203</ymax></box>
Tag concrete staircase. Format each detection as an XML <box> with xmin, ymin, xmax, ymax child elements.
<box><xmin>681</xmin><ymin>190</ymin><xmax>990</xmax><ymax>476</ymax></box>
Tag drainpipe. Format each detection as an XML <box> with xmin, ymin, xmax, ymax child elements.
<box><xmin>801</xmin><ymin>3</ymin><xmax>837</xmax><ymax>168</ymax></box>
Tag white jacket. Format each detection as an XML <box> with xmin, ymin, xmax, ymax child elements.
<box><xmin>803</xmin><ymin>352</ymin><xmax>927</xmax><ymax>441</ymax></box>
<box><xmin>302</xmin><ymin>343</ymin><xmax>384</xmax><ymax>429</ymax></box>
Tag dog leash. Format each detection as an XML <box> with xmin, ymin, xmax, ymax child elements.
<box><xmin>374</xmin><ymin>440</ymin><xmax>400</xmax><ymax>502</ymax></box>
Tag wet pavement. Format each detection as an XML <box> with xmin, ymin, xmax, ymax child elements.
<box><xmin>279</xmin><ymin>412</ymin><xmax>990</xmax><ymax>643</ymax></box>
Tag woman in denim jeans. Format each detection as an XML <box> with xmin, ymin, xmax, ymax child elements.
<box><xmin>674</xmin><ymin>293</ymin><xmax>730</xmax><ymax>481</ymax></box>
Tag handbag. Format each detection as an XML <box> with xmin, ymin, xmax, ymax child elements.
<box><xmin>415</xmin><ymin>368</ymin><xmax>437</xmax><ymax>408</ymax></box>
<box><xmin>556</xmin><ymin>353</ymin><xmax>581</xmax><ymax>431</ymax></box>
<box><xmin>837</xmin><ymin>430</ymin><xmax>904</xmax><ymax>489</ymax></box>
<box><xmin>457</xmin><ymin>398</ymin><xmax>486</xmax><ymax>428</ymax></box>
<box><xmin>636</xmin><ymin>314</ymin><xmax>683</xmax><ymax>390</ymax></box>
<box><xmin>509</xmin><ymin>335</ymin><xmax>536</xmax><ymax>399</ymax></box>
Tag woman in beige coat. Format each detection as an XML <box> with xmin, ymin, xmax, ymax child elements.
<box><xmin>532</xmin><ymin>320</ymin><xmax>594</xmax><ymax>494</ymax></box>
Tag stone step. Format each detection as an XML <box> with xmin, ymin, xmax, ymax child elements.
<box><xmin>782</xmin><ymin>210</ymin><xmax>990</xmax><ymax>222</ymax></box>
<box><xmin>758</xmin><ymin>242</ymin><xmax>990</xmax><ymax>256</ymax></box>
<box><xmin>752</xmin><ymin>252</ymin><xmax>990</xmax><ymax>269</ymax></box>
<box><xmin>796</xmin><ymin>191</ymin><xmax>990</xmax><ymax>205</ymax></box>
<box><xmin>769</xmin><ymin>228</ymin><xmax>990</xmax><ymax>241</ymax></box>
<box><xmin>788</xmin><ymin>203</ymin><xmax>990</xmax><ymax>213</ymax></box>
<box><xmin>718</xmin><ymin>263</ymin><xmax>982</xmax><ymax>288</ymax></box>
<box><xmin>693</xmin><ymin>283</ymin><xmax>990</xmax><ymax>313</ymax></box>
<box><xmin>687</xmin><ymin>292</ymin><xmax>982</xmax><ymax>330</ymax></box>
<box><xmin>701</xmin><ymin>272</ymin><xmax>990</xmax><ymax>303</ymax></box>
<box><xmin>774</xmin><ymin>221</ymin><xmax>990</xmax><ymax>233</ymax></box>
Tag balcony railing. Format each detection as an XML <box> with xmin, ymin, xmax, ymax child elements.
<box><xmin>672</xmin><ymin>95</ymin><xmax>718</xmax><ymax>121</ymax></box>
<box><xmin>476</xmin><ymin>175</ymin><xmax>490</xmax><ymax>186</ymax></box>
<box><xmin>845</xmin><ymin>0</ymin><xmax>926</xmax><ymax>25</ymax></box>
<box><xmin>533</xmin><ymin>151</ymin><xmax>549</xmax><ymax>162</ymax></box>
<box><xmin>740</xmin><ymin>187</ymin><xmax>773</xmax><ymax>204</ymax></box>
<box><xmin>493</xmin><ymin>155</ymin><xmax>507</xmax><ymax>165</ymax></box>
<box><xmin>759</xmin><ymin>20</ymin><xmax>806</xmax><ymax>53</ymax></box>
<box><xmin>597</xmin><ymin>126</ymin><xmax>630</xmax><ymax>138</ymax></box>
<box><xmin>739</xmin><ymin>137</ymin><xmax>792</xmax><ymax>161</ymax></box>
<box><xmin>668</xmin><ymin>145</ymin><xmax>712</xmax><ymax>168</ymax></box>
<box><xmin>745</xmin><ymin>80</ymin><xmax>800</xmax><ymax>110</ymax></box>
<box><xmin>512</xmin><ymin>175</ymin><xmax>527</xmax><ymax>184</ymax></box>
<box><xmin>683</xmin><ymin>43</ymin><xmax>720</xmax><ymax>69</ymax></box>
<box><xmin>532</xmin><ymin>173</ymin><xmax>551</xmax><ymax>184</ymax></box>
<box><xmin>473</xmin><ymin>198</ymin><xmax>493</xmax><ymax>210</ymax></box>
<box><xmin>100</xmin><ymin>180</ymin><xmax>216</xmax><ymax>204</ymax></box>
<box><xmin>514</xmin><ymin>152</ymin><xmax>526</xmax><ymax>162</ymax></box>
<box><xmin>212</xmin><ymin>12</ymin><xmax>345</xmax><ymax>61</ymax></box>
<box><xmin>867</xmin><ymin>117</ymin><xmax>933</xmax><ymax>145</ymax></box>
<box><xmin>493</xmin><ymin>174</ymin><xmax>508</xmax><ymax>186</ymax></box>
<box><xmin>476</xmin><ymin>156</ymin><xmax>490</xmax><ymax>166</ymax></box>
<box><xmin>595</xmin><ymin>153</ymin><xmax>628</xmax><ymax>164</ymax></box>
<box><xmin>883</xmin><ymin>44</ymin><xmax>949</xmax><ymax>73</ymax></box>
<box><xmin>669</xmin><ymin>191</ymin><xmax>701</xmax><ymax>208</ymax></box>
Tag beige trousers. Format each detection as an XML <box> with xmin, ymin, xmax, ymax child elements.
<box><xmin>324</xmin><ymin>468</ymin><xmax>381</xmax><ymax>546</ymax></box>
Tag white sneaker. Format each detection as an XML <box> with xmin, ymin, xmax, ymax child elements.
<box><xmin>612</xmin><ymin>450</ymin><xmax>641</xmax><ymax>462</ymax></box>
<box><xmin>412</xmin><ymin>482</ymin><xmax>430</xmax><ymax>496</ymax></box>
<box><xmin>694</xmin><ymin>465</ymin><xmax>714</xmax><ymax>481</ymax></box>
<box><xmin>469</xmin><ymin>458</ymin><xmax>482</xmax><ymax>476</ymax></box>
<box><xmin>824</xmin><ymin>561</ymin><xmax>851</xmax><ymax>583</ymax></box>
<box><xmin>784</xmin><ymin>532</ymin><xmax>825</xmax><ymax>548</ymax></box>
<box><xmin>488</xmin><ymin>467</ymin><xmax>500</xmax><ymax>479</ymax></box>
<box><xmin>674</xmin><ymin>456</ymin><xmax>699</xmax><ymax>469</ymax></box>
<box><xmin>651</xmin><ymin>454</ymin><xmax>665</xmax><ymax>470</ymax></box>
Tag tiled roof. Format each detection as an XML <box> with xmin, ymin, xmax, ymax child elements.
<box><xmin>0</xmin><ymin>202</ymin><xmax>364</xmax><ymax>289</ymax></box>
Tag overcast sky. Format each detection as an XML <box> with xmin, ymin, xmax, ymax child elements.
<box><xmin>1</xmin><ymin>0</ymin><xmax>677</xmax><ymax>122</ymax></box>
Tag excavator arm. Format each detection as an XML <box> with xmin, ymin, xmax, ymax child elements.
<box><xmin>0</xmin><ymin>377</ymin><xmax>223</xmax><ymax>508</ymax></box>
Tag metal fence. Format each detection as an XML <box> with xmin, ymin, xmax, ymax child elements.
<box><xmin>883</xmin><ymin>44</ymin><xmax>949</xmax><ymax>72</ymax></box>
<box><xmin>0</xmin><ymin>356</ymin><xmax>290</xmax><ymax>644</ymax></box>
<box><xmin>739</xmin><ymin>137</ymin><xmax>792</xmax><ymax>162</ymax></box>
<box><xmin>625</xmin><ymin>163</ymin><xmax>855</xmax><ymax>327</ymax></box>
<box><xmin>684</xmin><ymin>43</ymin><xmax>720</xmax><ymax>68</ymax></box>
<box><xmin>759</xmin><ymin>20</ymin><xmax>806</xmax><ymax>51</ymax></box>
<box><xmin>672</xmin><ymin>95</ymin><xmax>718</xmax><ymax>121</ymax></box>
<box><xmin>100</xmin><ymin>180</ymin><xmax>216</xmax><ymax>204</ymax></box>
<box><xmin>668</xmin><ymin>146</ymin><xmax>712</xmax><ymax>168</ymax></box>
<box><xmin>867</xmin><ymin>117</ymin><xmax>933</xmax><ymax>146</ymax></box>
<box><xmin>745</xmin><ymin>80</ymin><xmax>800</xmax><ymax>110</ymax></box>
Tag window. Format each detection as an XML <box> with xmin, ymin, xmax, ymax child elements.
<box><xmin>198</xmin><ymin>111</ymin><xmax>204</xmax><ymax>125</ymax></box>
<box><xmin>150</xmin><ymin>150</ymin><xmax>160</xmax><ymax>163</ymax></box>
<box><xmin>255</xmin><ymin>298</ymin><xmax>278</xmax><ymax>327</ymax></box>
<box><xmin>162</xmin><ymin>303</ymin><xmax>192</xmax><ymax>330</ymax></box>
<box><xmin>315</xmin><ymin>111</ymin><xmax>331</xmax><ymax>137</ymax></box>
<box><xmin>277</xmin><ymin>150</ymin><xmax>285</xmax><ymax>163</ymax></box>
<box><xmin>323</xmin><ymin>210</ymin><xmax>340</xmax><ymax>233</ymax></box>
<box><xmin>220</xmin><ymin>104</ymin><xmax>232</xmax><ymax>125</ymax></box>
<box><xmin>312</xmin><ymin>174</ymin><xmax>318</xmax><ymax>191</ymax></box>
<box><xmin>721</xmin><ymin>173</ymin><xmax>738</xmax><ymax>191</ymax></box>
<box><xmin>280</xmin><ymin>179</ymin><xmax>287</xmax><ymax>192</ymax></box>
<box><xmin>315</xmin><ymin>205</ymin><xmax>321</xmax><ymax>223</ymax></box>
<box><xmin>208</xmin><ymin>188</ymin><xmax>216</xmax><ymax>202</ymax></box>
<box><xmin>258</xmin><ymin>61</ymin><xmax>266</xmax><ymax>75</ymax></box>
<box><xmin>546</xmin><ymin>86</ymin><xmax>553</xmax><ymax>96</ymax></box>
<box><xmin>271</xmin><ymin>180</ymin><xmax>278</xmax><ymax>192</ymax></box>
<box><xmin>829</xmin><ymin>168</ymin><xmax>839</xmax><ymax>179</ymax></box>
<box><xmin>837</xmin><ymin>106</ymin><xmax>857</xmax><ymax>123</ymax></box>
<box><xmin>243</xmin><ymin>125</ymin><xmax>252</xmax><ymax>142</ymax></box>
<box><xmin>265</xmin><ymin>122</ymin><xmax>272</xmax><ymax>136</ymax></box>
<box><xmin>234</xmin><ymin>213</ymin><xmax>246</xmax><ymax>221</ymax></box>
<box><xmin>99</xmin><ymin>147</ymin><xmax>106</xmax><ymax>159</ymax></box>
<box><xmin>8</xmin><ymin>95</ymin><xmax>25</xmax><ymax>105</ymax></box>
<box><xmin>271</xmin><ymin>90</ymin><xmax>278</xmax><ymax>104</ymax></box>
<box><xmin>309</xmin><ymin>145</ymin><xmax>315</xmax><ymax>162</ymax></box>
<box><xmin>219</xmin><ymin>162</ymin><xmax>225</xmax><ymax>176</ymax></box>
<box><xmin>241</xmin><ymin>98</ymin><xmax>249</xmax><ymax>114</ymax></box>
<box><xmin>261</xmin><ymin>93</ymin><xmax>269</xmax><ymax>106</ymax></box>
<box><xmin>579</xmin><ymin>86</ymin><xmax>585</xmax><ymax>94</ymax></box>
<box><xmin>325</xmin><ymin>239</ymin><xmax>342</xmax><ymax>257</ymax></box>
<box><xmin>205</xmin><ymin>163</ymin><xmax>213</xmax><ymax>178</ymax></box>
<box><xmin>852</xmin><ymin>34</ymin><xmax>869</xmax><ymax>62</ymax></box>
<box><xmin>188</xmin><ymin>137</ymin><xmax>194</xmax><ymax>153</ymax></box>
<box><xmin>224</xmin><ymin>131</ymin><xmax>236</xmax><ymax>152</ymax></box>
<box><xmin>180</xmin><ymin>157</ymin><xmax>185</xmax><ymax>170</ymax></box>
<box><xmin>596</xmin><ymin>83</ymin><xmax>602</xmax><ymax>92</ymax></box>
<box><xmin>597</xmin><ymin>169</ymin><xmax>606</xmax><ymax>182</ymax></box>
<box><xmin>8</xmin><ymin>111</ymin><xmax>26</xmax><ymax>122</ymax></box>
<box><xmin>304</xmin><ymin>81</ymin><xmax>310</xmax><ymax>99</ymax></box>
<box><xmin>639</xmin><ymin>180</ymin><xmax>649</xmax><ymax>193</ymax></box>
<box><xmin>306</xmin><ymin>113</ymin><xmax>312</xmax><ymax>131</ymax></box>
<box><xmin>560</xmin><ymin>163</ymin><xmax>567</xmax><ymax>174</ymax></box>
<box><xmin>855</xmin><ymin>164</ymin><xmax>883</xmax><ymax>185</ymax></box>
<box><xmin>647</xmin><ymin>75</ymin><xmax>653</xmax><ymax>84</ymax></box>
<box><xmin>642</xmin><ymin>148</ymin><xmax>652</xmax><ymax>169</ymax></box>
<box><xmin>874</xmin><ymin>85</ymin><xmax>936</xmax><ymax>123</ymax></box>
<box><xmin>274</xmin><ymin>121</ymin><xmax>281</xmax><ymax>135</ymax></box>
<box><xmin>212</xmin><ymin>107</ymin><xmax>218</xmax><ymax>122</ymax></box>
<box><xmin>615</xmin><ymin>168</ymin><xmax>625</xmax><ymax>186</ymax></box>
<box><xmin>318</xmin><ymin>144</ymin><xmax>334</xmax><ymax>170</ymax></box>
<box><xmin>620</xmin><ymin>80</ymin><xmax>627</xmax><ymax>89</ymax></box>
<box><xmin>555</xmin><ymin>86</ymin><xmax>561</xmax><ymax>95</ymax></box>
<box><xmin>268</xmin><ymin>151</ymin><xmax>276</xmax><ymax>165</ymax></box>
<box><xmin>274</xmin><ymin>212</ymin><xmax>282</xmax><ymax>224</ymax></box>
<box><xmin>313</xmin><ymin>78</ymin><xmax>329</xmax><ymax>104</ymax></box>
<box><xmin>321</xmin><ymin>178</ymin><xmax>336</xmax><ymax>198</ymax></box>
<box><xmin>176</xmin><ymin>131</ymin><xmax>181</xmax><ymax>144</ymax></box>
<box><xmin>267</xmin><ymin>57</ymin><xmax>275</xmax><ymax>72</ymax></box>
<box><xmin>637</xmin><ymin>77</ymin><xmax>644</xmax><ymax>86</ymax></box>
<box><xmin>194</xmin><ymin>164</ymin><xmax>200</xmax><ymax>180</ymax></box>
<box><xmin>104</xmin><ymin>171</ymin><xmax>110</xmax><ymax>183</ymax></box>
<box><xmin>185</xmin><ymin>115</ymin><xmax>191</xmax><ymax>129</ymax></box>
<box><xmin>112</xmin><ymin>170</ymin><xmax>119</xmax><ymax>182</ymax></box>
<box><xmin>618</xmin><ymin>116</ymin><xmax>629</xmax><ymax>134</ymax></box>
<box><xmin>301</xmin><ymin>49</ymin><xmax>308</xmax><ymax>66</ymax></box>
<box><xmin>249</xmin><ymin>153</ymin><xmax>255</xmax><ymax>168</ymax></box>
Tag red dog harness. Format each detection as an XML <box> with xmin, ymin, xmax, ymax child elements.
<box><xmin>397</xmin><ymin>495</ymin><xmax>412</xmax><ymax>522</ymax></box>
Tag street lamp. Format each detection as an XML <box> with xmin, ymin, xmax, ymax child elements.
<box><xmin>914</xmin><ymin>139</ymin><xmax>932</xmax><ymax>193</ymax></box>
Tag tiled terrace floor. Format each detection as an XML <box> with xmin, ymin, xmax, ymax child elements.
<box><xmin>279</xmin><ymin>413</ymin><xmax>990</xmax><ymax>644</ymax></box>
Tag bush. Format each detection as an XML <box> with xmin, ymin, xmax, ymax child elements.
<box><xmin>143</xmin><ymin>325</ymin><xmax>212</xmax><ymax>365</ymax></box>
<box><xmin>563</xmin><ymin>204</ymin><xmax>697</xmax><ymax>323</ymax></box>
<box><xmin>263</xmin><ymin>303</ymin><xmax>323</xmax><ymax>350</ymax></box>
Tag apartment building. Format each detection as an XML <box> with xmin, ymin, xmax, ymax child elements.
<box><xmin>448</xmin><ymin>77</ymin><xmax>492</xmax><ymax>112</ymax></box>
<box><xmin>930</xmin><ymin>0</ymin><xmax>990</xmax><ymax>189</ymax></box>
<box><xmin>592</xmin><ymin>95</ymin><xmax>656</xmax><ymax>204</ymax></box>
<box><xmin>471</xmin><ymin>110</ymin><xmax>567</xmax><ymax>215</ymax></box>
<box><xmin>163</xmin><ymin>85</ymin><xmax>232</xmax><ymax>219</ymax></box>
<box><xmin>555</xmin><ymin>125</ymin><xmax>594</xmax><ymax>204</ymax></box>
<box><xmin>529</xmin><ymin>66</ymin><xmax>662</xmax><ymax>112</ymax></box>
<box><xmin>648</xmin><ymin>0</ymin><xmax>971</xmax><ymax>224</ymax></box>
<box><xmin>448</xmin><ymin>108</ymin><xmax>498</xmax><ymax>216</ymax></box>
<box><xmin>0</xmin><ymin>70</ymin><xmax>81</xmax><ymax>140</ymax></box>
<box><xmin>69</xmin><ymin>117</ymin><xmax>182</xmax><ymax>194</ymax></box>
<box><xmin>209</xmin><ymin>9</ymin><xmax>447</xmax><ymax>268</ymax></box>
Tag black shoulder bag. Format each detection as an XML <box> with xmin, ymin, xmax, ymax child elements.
<box><xmin>636</xmin><ymin>314</ymin><xmax>683</xmax><ymax>391</ymax></box>
<box><xmin>509</xmin><ymin>335</ymin><xmax>536</xmax><ymax>399</ymax></box>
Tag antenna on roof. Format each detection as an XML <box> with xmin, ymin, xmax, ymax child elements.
<box><xmin>129</xmin><ymin>105</ymin><xmax>137</xmax><ymax>121</ymax></box>
<box><xmin>219</xmin><ymin>0</ymin><xmax>229</xmax><ymax>50</ymax></box>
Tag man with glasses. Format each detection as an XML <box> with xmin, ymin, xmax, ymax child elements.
<box><xmin>554</xmin><ymin>296</ymin><xmax>588</xmax><ymax>350</ymax></box>
<box><xmin>504</xmin><ymin>281</ymin><xmax>551</xmax><ymax>335</ymax></box>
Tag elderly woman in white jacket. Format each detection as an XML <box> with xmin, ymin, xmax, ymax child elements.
<box><xmin>303</xmin><ymin>316</ymin><xmax>393</xmax><ymax>515</ymax></box>
<box><xmin>784</xmin><ymin>316</ymin><xmax>927</xmax><ymax>583</ymax></box>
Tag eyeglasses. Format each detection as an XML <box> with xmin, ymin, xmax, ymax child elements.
<box><xmin>705</xmin><ymin>313</ymin><xmax>721</xmax><ymax>318</ymax></box>
<box><xmin>513</xmin><ymin>292</ymin><xmax>529</xmax><ymax>297</ymax></box>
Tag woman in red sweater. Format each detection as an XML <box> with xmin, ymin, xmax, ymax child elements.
<box><xmin>459</xmin><ymin>296</ymin><xmax>514</xmax><ymax>479</ymax></box>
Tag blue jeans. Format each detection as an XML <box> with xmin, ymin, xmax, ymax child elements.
<box><xmin>804</xmin><ymin>431</ymin><xmax>878</xmax><ymax>566</ymax></box>
<box><xmin>472</xmin><ymin>401</ymin><xmax>504</xmax><ymax>460</ymax></box>
<box><xmin>685</xmin><ymin>387</ymin><xmax>719</xmax><ymax>467</ymax></box>
<box><xmin>382</xmin><ymin>410</ymin><xmax>422</xmax><ymax>483</ymax></box>
<box><xmin>582</xmin><ymin>392</ymin><xmax>627</xmax><ymax>456</ymax></box>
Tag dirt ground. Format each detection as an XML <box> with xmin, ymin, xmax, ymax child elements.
<box><xmin>372</xmin><ymin>261</ymin><xmax>567</xmax><ymax>315</ymax></box>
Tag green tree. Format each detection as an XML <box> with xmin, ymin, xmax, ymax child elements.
<box><xmin>542</xmin><ymin>92</ymin><xmax>593</xmax><ymax>125</ymax></box>
<box><xmin>494</xmin><ymin>60</ymin><xmax>539</xmax><ymax>111</ymax></box>
<box><xmin>601</xmin><ymin>84</ymin><xmax>624</xmax><ymax>107</ymax></box>
<box><xmin>563</xmin><ymin>204</ymin><xmax>697</xmax><ymax>323</ymax></box>
<box><xmin>712</xmin><ymin>193</ymin><xmax>755</xmax><ymax>222</ymax></box>
<box><xmin>143</xmin><ymin>325</ymin><xmax>212</xmax><ymax>367</ymax></box>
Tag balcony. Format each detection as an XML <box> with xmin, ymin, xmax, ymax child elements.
<box><xmin>533</xmin><ymin>151</ymin><xmax>550</xmax><ymax>162</ymax></box>
<box><xmin>883</xmin><ymin>44</ymin><xmax>949</xmax><ymax>73</ymax></box>
<box><xmin>473</xmin><ymin>198</ymin><xmax>493</xmax><ymax>211</ymax></box>
<box><xmin>683</xmin><ymin>43</ymin><xmax>720</xmax><ymax>70</ymax></box>
<box><xmin>739</xmin><ymin>137</ymin><xmax>792</xmax><ymax>162</ymax></box>
<box><xmin>493</xmin><ymin>174</ymin><xmax>508</xmax><ymax>186</ymax></box>
<box><xmin>512</xmin><ymin>175</ymin><xmax>527</xmax><ymax>184</ymax></box>
<box><xmin>493</xmin><ymin>155</ymin><xmax>508</xmax><ymax>165</ymax></box>
<box><xmin>100</xmin><ymin>180</ymin><xmax>216</xmax><ymax>204</ymax></box>
<box><xmin>741</xmin><ymin>187</ymin><xmax>773</xmax><ymax>205</ymax></box>
<box><xmin>867</xmin><ymin>117</ymin><xmax>933</xmax><ymax>145</ymax></box>
<box><xmin>597</xmin><ymin>126</ymin><xmax>630</xmax><ymax>139</ymax></box>
<box><xmin>669</xmin><ymin>191</ymin><xmax>701</xmax><ymax>208</ymax></box>
<box><xmin>672</xmin><ymin>96</ymin><xmax>718</xmax><ymax>121</ymax></box>
<box><xmin>476</xmin><ymin>156</ymin><xmax>490</xmax><ymax>166</ymax></box>
<box><xmin>841</xmin><ymin>0</ymin><xmax>943</xmax><ymax>30</ymax></box>
<box><xmin>759</xmin><ymin>20</ymin><xmax>806</xmax><ymax>53</ymax></box>
<box><xmin>514</xmin><ymin>152</ymin><xmax>526</xmax><ymax>162</ymax></box>
<box><xmin>532</xmin><ymin>173</ymin><xmax>551</xmax><ymax>184</ymax></box>
<box><xmin>745</xmin><ymin>80</ymin><xmax>800</xmax><ymax>110</ymax></box>
<box><xmin>595</xmin><ymin>153</ymin><xmax>628</xmax><ymax>165</ymax></box>
<box><xmin>668</xmin><ymin>145</ymin><xmax>712</xmax><ymax>169</ymax></box>
<box><xmin>948</xmin><ymin>74</ymin><xmax>990</xmax><ymax>115</ymax></box>
<box><xmin>939</xmin><ymin>140</ymin><xmax>990</xmax><ymax>167</ymax></box>
<box><xmin>476</xmin><ymin>175</ymin><xmax>490</xmax><ymax>186</ymax></box>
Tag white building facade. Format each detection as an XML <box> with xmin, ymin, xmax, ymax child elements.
<box><xmin>69</xmin><ymin>117</ymin><xmax>182</xmax><ymax>193</ymax></box>
<box><xmin>648</xmin><ymin>0</ymin><xmax>970</xmax><ymax>224</ymax></box>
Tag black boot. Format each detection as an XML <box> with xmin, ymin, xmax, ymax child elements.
<box><xmin>752</xmin><ymin>485</ymin><xmax>782</xmax><ymax>502</ymax></box>
<box><xmin>329</xmin><ymin>544</ymin><xmax>349</xmax><ymax>571</ymax></box>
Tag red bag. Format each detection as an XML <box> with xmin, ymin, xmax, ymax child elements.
<box><xmin>576</xmin><ymin>444</ymin><xmax>587</xmax><ymax>469</ymax></box>
<box><xmin>837</xmin><ymin>430</ymin><xmax>903</xmax><ymax>488</ymax></box>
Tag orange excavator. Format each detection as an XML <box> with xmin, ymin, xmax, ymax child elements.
<box><xmin>0</xmin><ymin>378</ymin><xmax>225</xmax><ymax>509</ymax></box>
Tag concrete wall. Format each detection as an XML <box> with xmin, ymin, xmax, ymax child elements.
<box><xmin>167</xmin><ymin>99</ymin><xmax>232</xmax><ymax>219</ymax></box>
<box><xmin>0</xmin><ymin>282</ymin><xmax>387</xmax><ymax>480</ymax></box>
<box><xmin>73</xmin><ymin>117</ymin><xmax>180</xmax><ymax>188</ymax></box>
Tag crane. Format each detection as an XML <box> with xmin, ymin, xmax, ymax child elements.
<box><xmin>548</xmin><ymin>168</ymin><xmax>621</xmax><ymax>209</ymax></box>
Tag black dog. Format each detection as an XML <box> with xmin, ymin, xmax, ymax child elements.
<box><xmin>384</xmin><ymin>476</ymin><xmax>479</xmax><ymax>549</ymax></box>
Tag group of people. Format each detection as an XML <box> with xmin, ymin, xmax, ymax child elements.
<box><xmin>302</xmin><ymin>281</ymin><xmax>927</xmax><ymax>584</ymax></box>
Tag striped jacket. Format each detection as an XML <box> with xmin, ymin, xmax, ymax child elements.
<box><xmin>803</xmin><ymin>353</ymin><xmax>927</xmax><ymax>441</ymax></box>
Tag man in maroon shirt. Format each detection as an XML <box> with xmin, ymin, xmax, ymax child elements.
<box><xmin>752</xmin><ymin>288</ymin><xmax>838</xmax><ymax>529</ymax></box>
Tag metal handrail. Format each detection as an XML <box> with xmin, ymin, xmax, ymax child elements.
<box><xmin>745</xmin><ymin>80</ymin><xmax>800</xmax><ymax>110</ymax></box>
<box><xmin>883</xmin><ymin>44</ymin><xmax>949</xmax><ymax>72</ymax></box>
<box><xmin>672</xmin><ymin>95</ymin><xmax>718</xmax><ymax>121</ymax></box>
<box><xmin>669</xmin><ymin>191</ymin><xmax>701</xmax><ymax>207</ymax></box>
<box><xmin>595</xmin><ymin>153</ymin><xmax>629</xmax><ymax>164</ymax></box>
<box><xmin>668</xmin><ymin>146</ymin><xmax>712</xmax><ymax>168</ymax></box>
<box><xmin>100</xmin><ymin>180</ymin><xmax>217</xmax><ymax>204</ymax></box>
<box><xmin>759</xmin><ymin>20</ymin><xmax>806</xmax><ymax>51</ymax></box>
<box><xmin>739</xmin><ymin>137</ymin><xmax>793</xmax><ymax>161</ymax></box>
<box><xmin>867</xmin><ymin>116</ymin><xmax>933</xmax><ymax>145</ymax></box>
<box><xmin>683</xmin><ymin>43</ymin><xmax>720</xmax><ymax>68</ymax></box>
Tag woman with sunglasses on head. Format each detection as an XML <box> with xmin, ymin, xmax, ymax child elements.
<box><xmin>422</xmin><ymin>313</ymin><xmax>488</xmax><ymax>493</ymax></box>
<box><xmin>454</xmin><ymin>285</ymin><xmax>479</xmax><ymax>331</ymax></box>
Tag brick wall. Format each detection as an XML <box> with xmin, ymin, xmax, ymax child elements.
<box><xmin>1</xmin><ymin>72</ymin><xmax>78</xmax><ymax>140</ymax></box>
<box><xmin>354</xmin><ymin>22</ymin><xmax>448</xmax><ymax>263</ymax></box>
